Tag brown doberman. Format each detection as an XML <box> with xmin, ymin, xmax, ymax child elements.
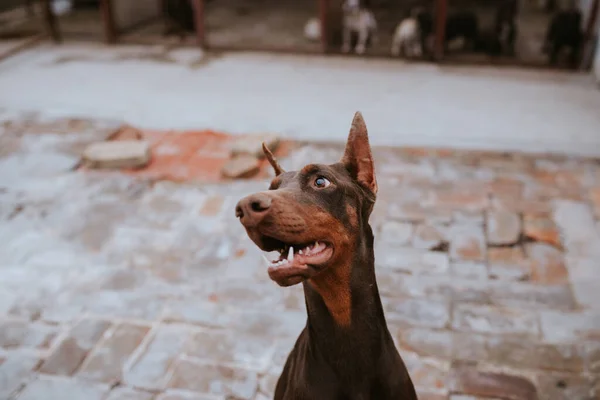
<box><xmin>235</xmin><ymin>112</ymin><xmax>418</xmax><ymax>399</ymax></box>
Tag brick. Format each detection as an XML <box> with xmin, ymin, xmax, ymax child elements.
<box><xmin>486</xmin><ymin>210</ymin><xmax>521</xmax><ymax>246</ymax></box>
<box><xmin>402</xmin><ymin>351</ymin><xmax>449</xmax><ymax>394</ymax></box>
<box><xmin>383</xmin><ymin>298</ymin><xmax>450</xmax><ymax>329</ymax></box>
<box><xmin>105</xmin><ymin>387</ymin><xmax>154</xmax><ymax>400</ymax></box>
<box><xmin>524</xmin><ymin>243</ymin><xmax>568</xmax><ymax>285</ymax></box>
<box><xmin>433</xmin><ymin>183</ymin><xmax>489</xmax><ymax>212</ymax></box>
<box><xmin>168</xmin><ymin>358</ymin><xmax>258</xmax><ymax>399</ymax></box>
<box><xmin>397</xmin><ymin>328</ymin><xmax>453</xmax><ymax>359</ymax></box>
<box><xmin>184</xmin><ymin>329</ymin><xmax>276</xmax><ymax>372</ymax></box>
<box><xmin>199</xmin><ymin>194</ymin><xmax>225</xmax><ymax>216</ymax></box>
<box><xmin>40</xmin><ymin>319</ymin><xmax>110</xmax><ymax>376</ymax></box>
<box><xmin>449</xmin><ymin>224</ymin><xmax>486</xmax><ymax>262</ymax></box>
<box><xmin>534</xmin><ymin>372</ymin><xmax>596</xmax><ymax>400</ymax></box>
<box><xmin>157</xmin><ymin>390</ymin><xmax>224</xmax><ymax>400</ymax></box>
<box><xmin>123</xmin><ymin>325</ymin><xmax>190</xmax><ymax>390</ymax></box>
<box><xmin>451</xmin><ymin>304</ymin><xmax>539</xmax><ymax>336</ymax></box>
<box><xmin>540</xmin><ymin>310</ymin><xmax>600</xmax><ymax>343</ymax></box>
<box><xmin>448</xmin><ymin>362</ymin><xmax>537</xmax><ymax>400</ymax></box>
<box><xmin>388</xmin><ymin>203</ymin><xmax>453</xmax><ymax>224</ymax></box>
<box><xmin>229</xmin><ymin>133</ymin><xmax>280</xmax><ymax>159</ymax></box>
<box><xmin>565</xmin><ymin>256</ymin><xmax>600</xmax><ymax>309</ymax></box>
<box><xmin>221</xmin><ymin>155</ymin><xmax>260</xmax><ymax>179</ymax></box>
<box><xmin>376</xmin><ymin>245</ymin><xmax>449</xmax><ymax>275</ymax></box>
<box><xmin>18</xmin><ymin>376</ymin><xmax>110</xmax><ymax>400</ymax></box>
<box><xmin>523</xmin><ymin>215</ymin><xmax>561</xmax><ymax>247</ymax></box>
<box><xmin>590</xmin><ymin>187</ymin><xmax>600</xmax><ymax>217</ymax></box>
<box><xmin>452</xmin><ymin>333</ymin><xmax>584</xmax><ymax>372</ymax></box>
<box><xmin>487</xmin><ymin>247</ymin><xmax>531</xmax><ymax>282</ymax></box>
<box><xmin>83</xmin><ymin>140</ymin><xmax>151</xmax><ymax>169</ymax></box>
<box><xmin>412</xmin><ymin>224</ymin><xmax>446</xmax><ymax>250</ymax></box>
<box><xmin>450</xmin><ymin>262</ymin><xmax>488</xmax><ymax>280</ymax></box>
<box><xmin>0</xmin><ymin>320</ymin><xmax>58</xmax><ymax>350</ymax></box>
<box><xmin>380</xmin><ymin>221</ymin><xmax>413</xmax><ymax>246</ymax></box>
<box><xmin>0</xmin><ymin>354</ymin><xmax>39</xmax><ymax>399</ymax></box>
<box><xmin>78</xmin><ymin>323</ymin><xmax>150</xmax><ymax>384</ymax></box>
<box><xmin>553</xmin><ymin>200</ymin><xmax>600</xmax><ymax>258</ymax></box>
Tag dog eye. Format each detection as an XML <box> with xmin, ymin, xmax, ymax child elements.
<box><xmin>314</xmin><ymin>176</ymin><xmax>331</xmax><ymax>189</ymax></box>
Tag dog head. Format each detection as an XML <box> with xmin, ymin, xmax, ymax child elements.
<box><xmin>235</xmin><ymin>112</ymin><xmax>377</xmax><ymax>288</ymax></box>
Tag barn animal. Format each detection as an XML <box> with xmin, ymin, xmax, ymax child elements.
<box><xmin>341</xmin><ymin>0</ymin><xmax>378</xmax><ymax>55</ymax></box>
<box><xmin>543</xmin><ymin>7</ymin><xmax>583</xmax><ymax>67</ymax></box>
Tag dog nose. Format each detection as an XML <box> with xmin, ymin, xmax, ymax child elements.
<box><xmin>235</xmin><ymin>193</ymin><xmax>272</xmax><ymax>227</ymax></box>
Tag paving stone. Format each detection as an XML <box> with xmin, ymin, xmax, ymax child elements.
<box><xmin>553</xmin><ymin>200</ymin><xmax>600</xmax><ymax>258</ymax></box>
<box><xmin>376</xmin><ymin>246</ymin><xmax>449</xmax><ymax>275</ymax></box>
<box><xmin>229</xmin><ymin>133</ymin><xmax>280</xmax><ymax>159</ymax></box>
<box><xmin>221</xmin><ymin>155</ymin><xmax>260</xmax><ymax>179</ymax></box>
<box><xmin>451</xmin><ymin>303</ymin><xmax>539</xmax><ymax>336</ymax></box>
<box><xmin>157</xmin><ymin>390</ymin><xmax>225</xmax><ymax>400</ymax></box>
<box><xmin>17</xmin><ymin>376</ymin><xmax>110</xmax><ymax>400</ymax></box>
<box><xmin>523</xmin><ymin>215</ymin><xmax>561</xmax><ymax>247</ymax></box>
<box><xmin>397</xmin><ymin>328</ymin><xmax>453</xmax><ymax>359</ymax></box>
<box><xmin>449</xmin><ymin>224</ymin><xmax>486</xmax><ymax>262</ymax></box>
<box><xmin>590</xmin><ymin>187</ymin><xmax>600</xmax><ymax>217</ymax></box>
<box><xmin>0</xmin><ymin>320</ymin><xmax>58</xmax><ymax>351</ymax></box>
<box><xmin>540</xmin><ymin>310</ymin><xmax>600</xmax><ymax>343</ymax></box>
<box><xmin>487</xmin><ymin>247</ymin><xmax>531</xmax><ymax>282</ymax></box>
<box><xmin>83</xmin><ymin>140</ymin><xmax>151</xmax><ymax>169</ymax></box>
<box><xmin>401</xmin><ymin>351</ymin><xmax>449</xmax><ymax>395</ymax></box>
<box><xmin>452</xmin><ymin>333</ymin><xmax>585</xmax><ymax>372</ymax></box>
<box><xmin>40</xmin><ymin>319</ymin><xmax>111</xmax><ymax>376</ymax></box>
<box><xmin>524</xmin><ymin>243</ymin><xmax>568</xmax><ymax>285</ymax></box>
<box><xmin>450</xmin><ymin>396</ymin><xmax>503</xmax><ymax>400</ymax></box>
<box><xmin>565</xmin><ymin>256</ymin><xmax>600</xmax><ymax>309</ymax></box>
<box><xmin>258</xmin><ymin>373</ymin><xmax>279</xmax><ymax>398</ymax></box>
<box><xmin>534</xmin><ymin>371</ymin><xmax>596</xmax><ymax>400</ymax></box>
<box><xmin>383</xmin><ymin>298</ymin><xmax>450</xmax><ymax>329</ymax></box>
<box><xmin>78</xmin><ymin>323</ymin><xmax>150</xmax><ymax>384</ymax></box>
<box><xmin>450</xmin><ymin>262</ymin><xmax>488</xmax><ymax>280</ymax></box>
<box><xmin>123</xmin><ymin>325</ymin><xmax>190</xmax><ymax>391</ymax></box>
<box><xmin>433</xmin><ymin>182</ymin><xmax>489</xmax><ymax>212</ymax></box>
<box><xmin>168</xmin><ymin>358</ymin><xmax>258</xmax><ymax>399</ymax></box>
<box><xmin>412</xmin><ymin>224</ymin><xmax>446</xmax><ymax>250</ymax></box>
<box><xmin>184</xmin><ymin>328</ymin><xmax>276</xmax><ymax>372</ymax></box>
<box><xmin>0</xmin><ymin>354</ymin><xmax>39</xmax><ymax>399</ymax></box>
<box><xmin>379</xmin><ymin>221</ymin><xmax>413</xmax><ymax>246</ymax></box>
<box><xmin>486</xmin><ymin>210</ymin><xmax>522</xmax><ymax>246</ymax></box>
<box><xmin>448</xmin><ymin>362</ymin><xmax>537</xmax><ymax>400</ymax></box>
<box><xmin>105</xmin><ymin>387</ymin><xmax>154</xmax><ymax>400</ymax></box>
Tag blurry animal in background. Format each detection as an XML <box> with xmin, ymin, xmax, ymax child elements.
<box><xmin>341</xmin><ymin>0</ymin><xmax>378</xmax><ymax>55</ymax></box>
<box><xmin>163</xmin><ymin>0</ymin><xmax>195</xmax><ymax>39</ymax></box>
<box><xmin>304</xmin><ymin>17</ymin><xmax>321</xmax><ymax>41</ymax></box>
<box><xmin>391</xmin><ymin>8</ymin><xmax>425</xmax><ymax>58</ymax></box>
<box><xmin>444</xmin><ymin>10</ymin><xmax>479</xmax><ymax>51</ymax></box>
<box><xmin>543</xmin><ymin>5</ymin><xmax>583</xmax><ymax>68</ymax></box>
<box><xmin>476</xmin><ymin>0</ymin><xmax>518</xmax><ymax>56</ymax></box>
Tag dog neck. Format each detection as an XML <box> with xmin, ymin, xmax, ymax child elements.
<box><xmin>302</xmin><ymin>222</ymin><xmax>390</xmax><ymax>359</ymax></box>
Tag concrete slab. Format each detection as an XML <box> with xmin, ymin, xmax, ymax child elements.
<box><xmin>0</xmin><ymin>43</ymin><xmax>599</xmax><ymax>157</ymax></box>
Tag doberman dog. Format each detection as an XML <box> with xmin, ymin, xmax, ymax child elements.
<box><xmin>235</xmin><ymin>112</ymin><xmax>418</xmax><ymax>399</ymax></box>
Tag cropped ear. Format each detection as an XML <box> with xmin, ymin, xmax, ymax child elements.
<box><xmin>340</xmin><ymin>112</ymin><xmax>378</xmax><ymax>196</ymax></box>
<box><xmin>262</xmin><ymin>142</ymin><xmax>285</xmax><ymax>176</ymax></box>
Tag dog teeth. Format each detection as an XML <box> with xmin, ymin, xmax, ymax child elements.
<box><xmin>298</xmin><ymin>249</ymin><xmax>303</xmax><ymax>255</ymax></box>
<box><xmin>288</xmin><ymin>246</ymin><xmax>294</xmax><ymax>262</ymax></box>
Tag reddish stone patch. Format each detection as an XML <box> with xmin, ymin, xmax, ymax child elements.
<box><xmin>80</xmin><ymin>128</ymin><xmax>293</xmax><ymax>183</ymax></box>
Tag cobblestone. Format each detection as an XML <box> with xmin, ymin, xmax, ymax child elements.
<box><xmin>2</xmin><ymin>117</ymin><xmax>599</xmax><ymax>399</ymax></box>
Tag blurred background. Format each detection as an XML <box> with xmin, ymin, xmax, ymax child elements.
<box><xmin>0</xmin><ymin>0</ymin><xmax>600</xmax><ymax>399</ymax></box>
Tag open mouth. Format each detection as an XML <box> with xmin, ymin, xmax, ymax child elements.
<box><xmin>261</xmin><ymin>240</ymin><xmax>334</xmax><ymax>286</ymax></box>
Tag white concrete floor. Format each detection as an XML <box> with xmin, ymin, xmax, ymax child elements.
<box><xmin>1</xmin><ymin>42</ymin><xmax>599</xmax><ymax>157</ymax></box>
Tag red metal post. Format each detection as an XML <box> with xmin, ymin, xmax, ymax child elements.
<box><xmin>100</xmin><ymin>0</ymin><xmax>117</xmax><ymax>43</ymax></box>
<box><xmin>434</xmin><ymin>0</ymin><xmax>447</xmax><ymax>61</ymax></box>
<box><xmin>192</xmin><ymin>0</ymin><xmax>206</xmax><ymax>48</ymax></box>
<box><xmin>319</xmin><ymin>0</ymin><xmax>328</xmax><ymax>53</ymax></box>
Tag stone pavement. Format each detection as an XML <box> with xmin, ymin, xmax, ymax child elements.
<box><xmin>1</xmin><ymin>115</ymin><xmax>600</xmax><ymax>400</ymax></box>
